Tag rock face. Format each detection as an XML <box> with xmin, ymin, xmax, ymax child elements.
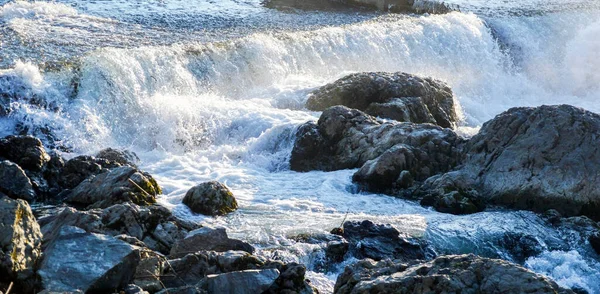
<box><xmin>459</xmin><ymin>105</ymin><xmax>600</xmax><ymax>219</ymax></box>
<box><xmin>0</xmin><ymin>197</ymin><xmax>42</xmax><ymax>289</ymax></box>
<box><xmin>342</xmin><ymin>220</ymin><xmax>425</xmax><ymax>261</ymax></box>
<box><xmin>169</xmin><ymin>225</ymin><xmax>254</xmax><ymax>258</ymax></box>
<box><xmin>65</xmin><ymin>166</ymin><xmax>161</xmax><ymax>209</ymax></box>
<box><xmin>0</xmin><ymin>135</ymin><xmax>50</xmax><ymax>171</ymax></box>
<box><xmin>182</xmin><ymin>181</ymin><xmax>238</xmax><ymax>216</ymax></box>
<box><xmin>334</xmin><ymin>254</ymin><xmax>572</xmax><ymax>294</ymax></box>
<box><xmin>38</xmin><ymin>226</ymin><xmax>141</xmax><ymax>293</ymax></box>
<box><xmin>41</xmin><ymin>202</ymin><xmax>194</xmax><ymax>254</ymax></box>
<box><xmin>290</xmin><ymin>106</ymin><xmax>463</xmax><ymax>189</ymax></box>
<box><xmin>307</xmin><ymin>72</ymin><xmax>458</xmax><ymax>128</ymax></box>
<box><xmin>0</xmin><ymin>160</ymin><xmax>36</xmax><ymax>201</ymax></box>
<box><xmin>202</xmin><ymin>269</ymin><xmax>280</xmax><ymax>294</ymax></box>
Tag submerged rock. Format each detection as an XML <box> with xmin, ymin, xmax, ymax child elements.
<box><xmin>334</xmin><ymin>254</ymin><xmax>572</xmax><ymax>294</ymax></box>
<box><xmin>307</xmin><ymin>72</ymin><xmax>458</xmax><ymax>128</ymax></box>
<box><xmin>342</xmin><ymin>220</ymin><xmax>426</xmax><ymax>261</ymax></box>
<box><xmin>460</xmin><ymin>105</ymin><xmax>600</xmax><ymax>220</ymax></box>
<box><xmin>169</xmin><ymin>225</ymin><xmax>254</xmax><ymax>258</ymax></box>
<box><xmin>0</xmin><ymin>160</ymin><xmax>36</xmax><ymax>201</ymax></box>
<box><xmin>290</xmin><ymin>106</ymin><xmax>463</xmax><ymax>186</ymax></box>
<box><xmin>65</xmin><ymin>166</ymin><xmax>161</xmax><ymax>209</ymax></box>
<box><xmin>0</xmin><ymin>197</ymin><xmax>42</xmax><ymax>291</ymax></box>
<box><xmin>0</xmin><ymin>135</ymin><xmax>50</xmax><ymax>171</ymax></box>
<box><xmin>183</xmin><ymin>181</ymin><xmax>238</xmax><ymax>216</ymax></box>
<box><xmin>38</xmin><ymin>226</ymin><xmax>141</xmax><ymax>293</ymax></box>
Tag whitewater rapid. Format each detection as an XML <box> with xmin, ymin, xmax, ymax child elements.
<box><xmin>1</xmin><ymin>0</ymin><xmax>600</xmax><ymax>292</ymax></box>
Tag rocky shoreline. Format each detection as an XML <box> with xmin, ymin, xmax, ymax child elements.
<box><xmin>1</xmin><ymin>71</ymin><xmax>600</xmax><ymax>293</ymax></box>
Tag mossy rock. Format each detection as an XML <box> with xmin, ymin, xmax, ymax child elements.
<box><xmin>183</xmin><ymin>181</ymin><xmax>238</xmax><ymax>216</ymax></box>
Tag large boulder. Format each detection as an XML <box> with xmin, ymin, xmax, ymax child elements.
<box><xmin>201</xmin><ymin>269</ymin><xmax>280</xmax><ymax>294</ymax></box>
<box><xmin>41</xmin><ymin>203</ymin><xmax>195</xmax><ymax>254</ymax></box>
<box><xmin>0</xmin><ymin>197</ymin><xmax>42</xmax><ymax>291</ymax></box>
<box><xmin>182</xmin><ymin>181</ymin><xmax>238</xmax><ymax>216</ymax></box>
<box><xmin>0</xmin><ymin>135</ymin><xmax>50</xmax><ymax>171</ymax></box>
<box><xmin>65</xmin><ymin>166</ymin><xmax>161</xmax><ymax>209</ymax></box>
<box><xmin>38</xmin><ymin>226</ymin><xmax>141</xmax><ymax>293</ymax></box>
<box><xmin>334</xmin><ymin>254</ymin><xmax>572</xmax><ymax>294</ymax></box>
<box><xmin>169</xmin><ymin>225</ymin><xmax>254</xmax><ymax>258</ymax></box>
<box><xmin>460</xmin><ymin>105</ymin><xmax>600</xmax><ymax>220</ymax></box>
<box><xmin>290</xmin><ymin>106</ymin><xmax>463</xmax><ymax>187</ymax></box>
<box><xmin>0</xmin><ymin>160</ymin><xmax>36</xmax><ymax>201</ymax></box>
<box><xmin>342</xmin><ymin>220</ymin><xmax>426</xmax><ymax>261</ymax></box>
<box><xmin>307</xmin><ymin>72</ymin><xmax>458</xmax><ymax>128</ymax></box>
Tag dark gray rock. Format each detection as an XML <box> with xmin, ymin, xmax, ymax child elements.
<box><xmin>342</xmin><ymin>220</ymin><xmax>426</xmax><ymax>261</ymax></box>
<box><xmin>334</xmin><ymin>254</ymin><xmax>573</xmax><ymax>294</ymax></box>
<box><xmin>0</xmin><ymin>160</ymin><xmax>36</xmax><ymax>201</ymax></box>
<box><xmin>41</xmin><ymin>203</ymin><xmax>193</xmax><ymax>254</ymax></box>
<box><xmin>0</xmin><ymin>135</ymin><xmax>50</xmax><ymax>171</ymax></box>
<box><xmin>38</xmin><ymin>226</ymin><xmax>141</xmax><ymax>293</ymax></box>
<box><xmin>264</xmin><ymin>0</ymin><xmax>455</xmax><ymax>15</ymax></box>
<box><xmin>201</xmin><ymin>269</ymin><xmax>280</xmax><ymax>294</ymax></box>
<box><xmin>461</xmin><ymin>105</ymin><xmax>600</xmax><ymax>220</ymax></box>
<box><xmin>65</xmin><ymin>166</ymin><xmax>161</xmax><ymax>209</ymax></box>
<box><xmin>307</xmin><ymin>72</ymin><xmax>458</xmax><ymax>128</ymax></box>
<box><xmin>182</xmin><ymin>181</ymin><xmax>238</xmax><ymax>216</ymax></box>
<box><xmin>58</xmin><ymin>155</ymin><xmax>122</xmax><ymax>189</ymax></box>
<box><xmin>169</xmin><ymin>225</ymin><xmax>254</xmax><ymax>258</ymax></box>
<box><xmin>0</xmin><ymin>197</ymin><xmax>42</xmax><ymax>291</ymax></box>
<box><xmin>123</xmin><ymin>284</ymin><xmax>149</xmax><ymax>294</ymax></box>
<box><xmin>264</xmin><ymin>263</ymin><xmax>317</xmax><ymax>294</ymax></box>
<box><xmin>162</xmin><ymin>250</ymin><xmax>265</xmax><ymax>288</ymax></box>
<box><xmin>133</xmin><ymin>253</ymin><xmax>165</xmax><ymax>292</ymax></box>
<box><xmin>96</xmin><ymin>148</ymin><xmax>139</xmax><ymax>167</ymax></box>
<box><xmin>290</xmin><ymin>106</ymin><xmax>463</xmax><ymax>177</ymax></box>
<box><xmin>415</xmin><ymin>171</ymin><xmax>483</xmax><ymax>215</ymax></box>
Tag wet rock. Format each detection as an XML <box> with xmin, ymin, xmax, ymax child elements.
<box><xmin>307</xmin><ymin>72</ymin><xmax>458</xmax><ymax>128</ymax></box>
<box><xmin>0</xmin><ymin>197</ymin><xmax>42</xmax><ymax>291</ymax></box>
<box><xmin>162</xmin><ymin>250</ymin><xmax>265</xmax><ymax>288</ymax></box>
<box><xmin>461</xmin><ymin>105</ymin><xmax>600</xmax><ymax>220</ymax></box>
<box><xmin>65</xmin><ymin>166</ymin><xmax>161</xmax><ymax>209</ymax></box>
<box><xmin>96</xmin><ymin>148</ymin><xmax>139</xmax><ymax>167</ymax></box>
<box><xmin>326</xmin><ymin>240</ymin><xmax>350</xmax><ymax>262</ymax></box>
<box><xmin>0</xmin><ymin>135</ymin><xmax>50</xmax><ymax>171</ymax></box>
<box><xmin>169</xmin><ymin>225</ymin><xmax>254</xmax><ymax>258</ymax></box>
<box><xmin>156</xmin><ymin>286</ymin><xmax>205</xmax><ymax>294</ymax></box>
<box><xmin>265</xmin><ymin>0</ymin><xmax>455</xmax><ymax>14</ymax></box>
<box><xmin>133</xmin><ymin>253</ymin><xmax>165</xmax><ymax>293</ymax></box>
<box><xmin>498</xmin><ymin>232</ymin><xmax>544</xmax><ymax>263</ymax></box>
<box><xmin>201</xmin><ymin>269</ymin><xmax>280</xmax><ymax>294</ymax></box>
<box><xmin>265</xmin><ymin>263</ymin><xmax>316</xmax><ymax>294</ymax></box>
<box><xmin>415</xmin><ymin>171</ymin><xmax>483</xmax><ymax>215</ymax></box>
<box><xmin>182</xmin><ymin>181</ymin><xmax>238</xmax><ymax>216</ymax></box>
<box><xmin>38</xmin><ymin>226</ymin><xmax>141</xmax><ymax>293</ymax></box>
<box><xmin>58</xmin><ymin>155</ymin><xmax>122</xmax><ymax>189</ymax></box>
<box><xmin>0</xmin><ymin>160</ymin><xmax>36</xmax><ymax>201</ymax></box>
<box><xmin>290</xmin><ymin>106</ymin><xmax>463</xmax><ymax>176</ymax></box>
<box><xmin>334</xmin><ymin>254</ymin><xmax>573</xmax><ymax>294</ymax></box>
<box><xmin>342</xmin><ymin>220</ymin><xmax>426</xmax><ymax>261</ymax></box>
<box><xmin>123</xmin><ymin>284</ymin><xmax>149</xmax><ymax>294</ymax></box>
<box><xmin>41</xmin><ymin>203</ymin><xmax>192</xmax><ymax>254</ymax></box>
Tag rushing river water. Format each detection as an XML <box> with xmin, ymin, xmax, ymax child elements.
<box><xmin>1</xmin><ymin>0</ymin><xmax>600</xmax><ymax>292</ymax></box>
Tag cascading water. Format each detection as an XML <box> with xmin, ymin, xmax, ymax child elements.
<box><xmin>1</xmin><ymin>0</ymin><xmax>600</xmax><ymax>292</ymax></box>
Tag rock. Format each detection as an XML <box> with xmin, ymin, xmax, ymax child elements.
<box><xmin>290</xmin><ymin>106</ymin><xmax>463</xmax><ymax>177</ymax></box>
<box><xmin>38</xmin><ymin>226</ymin><xmax>141</xmax><ymax>293</ymax></box>
<box><xmin>415</xmin><ymin>171</ymin><xmax>484</xmax><ymax>215</ymax></box>
<box><xmin>0</xmin><ymin>135</ymin><xmax>50</xmax><ymax>171</ymax></box>
<box><xmin>96</xmin><ymin>148</ymin><xmax>139</xmax><ymax>167</ymax></box>
<box><xmin>162</xmin><ymin>250</ymin><xmax>265</xmax><ymax>288</ymax></box>
<box><xmin>182</xmin><ymin>181</ymin><xmax>238</xmax><ymax>216</ymax></box>
<box><xmin>0</xmin><ymin>197</ymin><xmax>42</xmax><ymax>290</ymax></box>
<box><xmin>123</xmin><ymin>284</ymin><xmax>149</xmax><ymax>294</ymax></box>
<box><xmin>498</xmin><ymin>232</ymin><xmax>544</xmax><ymax>264</ymax></box>
<box><xmin>334</xmin><ymin>254</ymin><xmax>573</xmax><ymax>294</ymax></box>
<box><xmin>342</xmin><ymin>220</ymin><xmax>426</xmax><ymax>261</ymax></box>
<box><xmin>65</xmin><ymin>166</ymin><xmax>161</xmax><ymax>209</ymax></box>
<box><xmin>461</xmin><ymin>105</ymin><xmax>600</xmax><ymax>220</ymax></box>
<box><xmin>589</xmin><ymin>232</ymin><xmax>600</xmax><ymax>255</ymax></box>
<box><xmin>326</xmin><ymin>240</ymin><xmax>350</xmax><ymax>263</ymax></box>
<box><xmin>58</xmin><ymin>155</ymin><xmax>122</xmax><ymax>189</ymax></box>
<box><xmin>133</xmin><ymin>254</ymin><xmax>165</xmax><ymax>293</ymax></box>
<box><xmin>0</xmin><ymin>160</ymin><xmax>36</xmax><ymax>201</ymax></box>
<box><xmin>169</xmin><ymin>225</ymin><xmax>254</xmax><ymax>258</ymax></box>
<box><xmin>41</xmin><ymin>203</ymin><xmax>192</xmax><ymax>254</ymax></box>
<box><xmin>264</xmin><ymin>0</ymin><xmax>455</xmax><ymax>14</ymax></box>
<box><xmin>264</xmin><ymin>263</ymin><xmax>316</xmax><ymax>294</ymax></box>
<box><xmin>306</xmin><ymin>72</ymin><xmax>458</xmax><ymax>128</ymax></box>
<box><xmin>156</xmin><ymin>286</ymin><xmax>205</xmax><ymax>294</ymax></box>
<box><xmin>201</xmin><ymin>269</ymin><xmax>280</xmax><ymax>294</ymax></box>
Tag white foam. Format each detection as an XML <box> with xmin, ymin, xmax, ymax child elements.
<box><xmin>526</xmin><ymin>250</ymin><xmax>600</xmax><ymax>293</ymax></box>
